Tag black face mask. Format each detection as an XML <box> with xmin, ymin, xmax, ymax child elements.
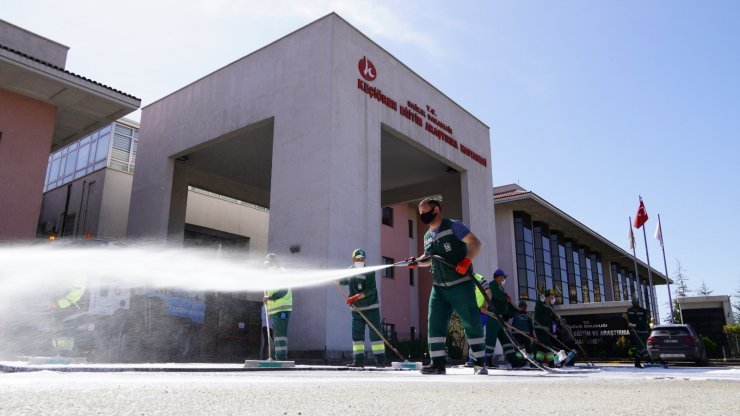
<box><xmin>420</xmin><ymin>209</ymin><xmax>437</xmax><ymax>224</ymax></box>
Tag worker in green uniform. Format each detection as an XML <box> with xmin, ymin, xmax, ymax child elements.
<box><xmin>263</xmin><ymin>253</ymin><xmax>292</xmax><ymax>360</ymax></box>
<box><xmin>407</xmin><ymin>197</ymin><xmax>487</xmax><ymax>375</ymax></box>
<box><xmin>534</xmin><ymin>289</ymin><xmax>558</xmax><ymax>365</ymax></box>
<box><xmin>624</xmin><ymin>299</ymin><xmax>652</xmax><ymax>368</ymax></box>
<box><xmin>48</xmin><ymin>277</ymin><xmax>88</xmax><ymax>355</ymax></box>
<box><xmin>511</xmin><ymin>299</ymin><xmax>534</xmax><ymax>356</ymax></box>
<box><xmin>338</xmin><ymin>248</ymin><xmax>386</xmax><ymax>368</ymax></box>
<box><xmin>484</xmin><ymin>269</ymin><xmax>523</xmax><ymax>368</ymax></box>
<box><xmin>465</xmin><ymin>273</ymin><xmax>491</xmax><ymax>367</ymax></box>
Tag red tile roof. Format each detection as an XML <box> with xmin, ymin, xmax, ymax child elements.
<box><xmin>0</xmin><ymin>43</ymin><xmax>140</xmax><ymax>101</ymax></box>
<box><xmin>493</xmin><ymin>189</ymin><xmax>530</xmax><ymax>199</ymax></box>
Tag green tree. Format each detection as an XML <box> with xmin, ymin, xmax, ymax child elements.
<box><xmin>733</xmin><ymin>281</ymin><xmax>740</xmax><ymax>323</ymax></box>
<box><xmin>667</xmin><ymin>260</ymin><xmax>690</xmax><ymax>324</ymax></box>
<box><xmin>696</xmin><ymin>280</ymin><xmax>714</xmax><ymax>296</ymax></box>
<box><xmin>673</xmin><ymin>260</ymin><xmax>690</xmax><ymax>297</ymax></box>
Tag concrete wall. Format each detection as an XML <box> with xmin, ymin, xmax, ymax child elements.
<box><xmin>0</xmin><ymin>88</ymin><xmax>56</xmax><ymax>239</ymax></box>
<box><xmin>678</xmin><ymin>295</ymin><xmax>735</xmax><ymax>325</ymax></box>
<box><xmin>331</xmin><ymin>17</ymin><xmax>494</xmax><ymax>276</ymax></box>
<box><xmin>185</xmin><ymin>190</ymin><xmax>269</xmax><ymax>254</ymax></box>
<box><xmin>0</xmin><ymin>19</ymin><xmax>68</xmax><ymax>67</ymax></box>
<box><xmin>99</xmin><ymin>170</ymin><xmax>133</xmax><ymax>239</ymax></box>
<box><xmin>130</xmin><ymin>14</ymin><xmax>493</xmax><ymax>356</ymax></box>
<box><xmin>37</xmin><ymin>168</ymin><xmax>106</xmax><ymax>238</ymax></box>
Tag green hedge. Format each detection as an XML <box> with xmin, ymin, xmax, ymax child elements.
<box><xmin>723</xmin><ymin>324</ymin><xmax>740</xmax><ymax>358</ymax></box>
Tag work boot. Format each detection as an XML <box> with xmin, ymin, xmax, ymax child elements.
<box><xmin>346</xmin><ymin>362</ymin><xmax>364</xmax><ymax>368</ymax></box>
<box><xmin>420</xmin><ymin>362</ymin><xmax>446</xmax><ymax>375</ymax></box>
<box><xmin>474</xmin><ymin>366</ymin><xmax>488</xmax><ymax>375</ymax></box>
<box><xmin>634</xmin><ymin>358</ymin><xmax>643</xmax><ymax>369</ymax></box>
<box><xmin>463</xmin><ymin>361</ymin><xmax>474</xmax><ymax>368</ymax></box>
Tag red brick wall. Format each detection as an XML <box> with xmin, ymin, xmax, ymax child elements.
<box><xmin>0</xmin><ymin>87</ymin><xmax>56</xmax><ymax>239</ymax></box>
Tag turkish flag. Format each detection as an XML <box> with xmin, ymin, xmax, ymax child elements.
<box><xmin>633</xmin><ymin>199</ymin><xmax>649</xmax><ymax>228</ymax></box>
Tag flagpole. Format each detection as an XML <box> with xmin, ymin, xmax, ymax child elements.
<box><xmin>658</xmin><ymin>214</ymin><xmax>675</xmax><ymax>323</ymax></box>
<box><xmin>628</xmin><ymin>217</ymin><xmax>643</xmax><ymax>307</ymax></box>
<box><xmin>640</xmin><ymin>219</ymin><xmax>659</xmax><ymax>324</ymax></box>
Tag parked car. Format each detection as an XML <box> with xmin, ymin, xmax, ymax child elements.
<box><xmin>647</xmin><ymin>324</ymin><xmax>708</xmax><ymax>366</ymax></box>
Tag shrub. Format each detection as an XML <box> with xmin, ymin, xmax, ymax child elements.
<box><xmin>700</xmin><ymin>336</ymin><xmax>718</xmax><ymax>358</ymax></box>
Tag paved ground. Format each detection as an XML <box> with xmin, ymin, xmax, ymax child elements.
<box><xmin>1</xmin><ymin>364</ymin><xmax>738</xmax><ymax>415</ymax></box>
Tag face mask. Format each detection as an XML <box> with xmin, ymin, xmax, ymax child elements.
<box><xmin>354</xmin><ymin>261</ymin><xmax>365</xmax><ymax>268</ymax></box>
<box><xmin>500</xmin><ymin>279</ymin><xmax>506</xmax><ymax>286</ymax></box>
<box><xmin>549</xmin><ymin>298</ymin><xmax>556</xmax><ymax>305</ymax></box>
<box><xmin>420</xmin><ymin>209</ymin><xmax>437</xmax><ymax>224</ymax></box>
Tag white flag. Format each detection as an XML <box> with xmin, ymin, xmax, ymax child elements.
<box><xmin>628</xmin><ymin>223</ymin><xmax>636</xmax><ymax>251</ymax></box>
<box><xmin>654</xmin><ymin>219</ymin><xmax>663</xmax><ymax>248</ymax></box>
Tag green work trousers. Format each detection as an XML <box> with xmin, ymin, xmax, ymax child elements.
<box><xmin>351</xmin><ymin>308</ymin><xmax>386</xmax><ymax>365</ymax></box>
<box><xmin>270</xmin><ymin>311</ymin><xmax>290</xmax><ymax>360</ymax></box>
<box><xmin>427</xmin><ymin>280</ymin><xmax>485</xmax><ymax>365</ymax></box>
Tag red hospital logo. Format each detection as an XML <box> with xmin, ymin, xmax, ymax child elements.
<box><xmin>358</xmin><ymin>56</ymin><xmax>376</xmax><ymax>81</ymax></box>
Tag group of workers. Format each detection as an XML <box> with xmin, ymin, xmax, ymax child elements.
<box><xmin>260</xmin><ymin>196</ymin><xmax>649</xmax><ymax>373</ymax></box>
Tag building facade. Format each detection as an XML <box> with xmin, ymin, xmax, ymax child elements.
<box><xmin>493</xmin><ymin>183</ymin><xmax>669</xmax><ymax>358</ymax></box>
<box><xmin>13</xmin><ymin>14</ymin><xmax>680</xmax><ymax>363</ymax></box>
<box><xmin>677</xmin><ymin>295</ymin><xmax>734</xmax><ymax>355</ymax></box>
<box><xmin>127</xmin><ymin>13</ymin><xmax>495</xmax><ymax>359</ymax></box>
<box><xmin>0</xmin><ymin>19</ymin><xmax>140</xmax><ymax>240</ymax></box>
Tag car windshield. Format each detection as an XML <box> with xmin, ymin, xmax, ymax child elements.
<box><xmin>652</xmin><ymin>327</ymin><xmax>690</xmax><ymax>336</ymax></box>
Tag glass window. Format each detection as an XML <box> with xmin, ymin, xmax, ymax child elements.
<box><xmin>62</xmin><ymin>152</ymin><xmax>76</xmax><ymax>177</ymax></box>
<box><xmin>48</xmin><ymin>158</ymin><xmax>61</xmax><ymax>182</ymax></box>
<box><xmin>95</xmin><ymin>133</ymin><xmax>111</xmax><ymax>162</ymax></box>
<box><xmin>596</xmin><ymin>259</ymin><xmax>605</xmax><ymax>302</ymax></box>
<box><xmin>611</xmin><ymin>264</ymin><xmax>622</xmax><ymax>301</ymax></box>
<box><xmin>382</xmin><ymin>207</ymin><xmax>393</xmax><ymax>227</ymax></box>
<box><xmin>567</xmin><ymin>242</ymin><xmax>582</xmax><ymax>304</ymax></box>
<box><xmin>549</xmin><ymin>232</ymin><xmax>567</xmax><ymax>305</ymax></box>
<box><xmin>514</xmin><ymin>212</ymin><xmax>536</xmax><ymax>300</ymax></box>
<box><xmin>76</xmin><ymin>144</ymin><xmax>90</xmax><ymax>171</ymax></box>
<box><xmin>580</xmin><ymin>248</ymin><xmax>593</xmax><ymax>303</ymax></box>
<box><xmin>620</xmin><ymin>268</ymin><xmax>630</xmax><ymax>301</ymax></box>
<box><xmin>383</xmin><ymin>257</ymin><xmax>395</xmax><ymax>278</ymax></box>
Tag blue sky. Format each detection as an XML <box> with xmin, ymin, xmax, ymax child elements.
<box><xmin>5</xmin><ymin>1</ymin><xmax>739</xmax><ymax>319</ymax></box>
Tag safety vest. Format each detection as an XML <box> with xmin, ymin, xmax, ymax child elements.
<box><xmin>57</xmin><ymin>278</ymin><xmax>87</xmax><ymax>309</ymax></box>
<box><xmin>266</xmin><ymin>288</ymin><xmax>292</xmax><ymax>315</ymax></box>
<box><xmin>425</xmin><ymin>218</ymin><xmax>468</xmax><ymax>286</ymax></box>
<box><xmin>473</xmin><ymin>273</ymin><xmax>487</xmax><ymax>308</ymax></box>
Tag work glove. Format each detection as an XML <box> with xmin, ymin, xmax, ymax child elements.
<box><xmin>405</xmin><ymin>257</ymin><xmax>418</xmax><ymax>268</ymax></box>
<box><xmin>506</xmin><ymin>295</ymin><xmax>512</xmax><ymax>303</ymax></box>
<box><xmin>346</xmin><ymin>294</ymin><xmax>361</xmax><ymax>305</ymax></box>
<box><xmin>455</xmin><ymin>258</ymin><xmax>472</xmax><ymax>275</ymax></box>
<box><xmin>622</xmin><ymin>313</ymin><xmax>628</xmax><ymax>319</ymax></box>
